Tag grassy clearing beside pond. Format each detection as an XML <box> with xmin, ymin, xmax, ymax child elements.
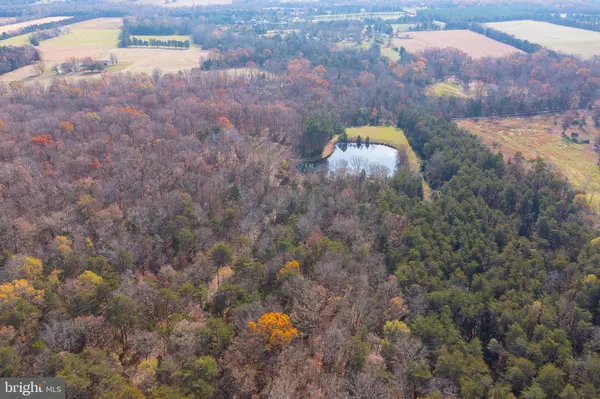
<box><xmin>345</xmin><ymin>126</ymin><xmax>432</xmax><ymax>198</ymax></box>
<box><xmin>346</xmin><ymin>126</ymin><xmax>420</xmax><ymax>171</ymax></box>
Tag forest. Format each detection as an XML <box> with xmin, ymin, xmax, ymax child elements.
<box><xmin>0</xmin><ymin>2</ymin><xmax>599</xmax><ymax>399</ymax></box>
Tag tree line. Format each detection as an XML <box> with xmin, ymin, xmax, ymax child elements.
<box><xmin>469</xmin><ymin>22</ymin><xmax>543</xmax><ymax>54</ymax></box>
<box><xmin>0</xmin><ymin>45</ymin><xmax>39</xmax><ymax>75</ymax></box>
<box><xmin>128</xmin><ymin>36</ymin><xmax>190</xmax><ymax>49</ymax></box>
<box><xmin>29</xmin><ymin>27</ymin><xmax>67</xmax><ymax>46</ymax></box>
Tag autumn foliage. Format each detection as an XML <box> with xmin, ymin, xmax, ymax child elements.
<box><xmin>277</xmin><ymin>260</ymin><xmax>302</xmax><ymax>280</ymax></box>
<box><xmin>118</xmin><ymin>106</ymin><xmax>146</xmax><ymax>118</ymax></box>
<box><xmin>59</xmin><ymin>121</ymin><xmax>74</xmax><ymax>134</ymax></box>
<box><xmin>217</xmin><ymin>116</ymin><xmax>233</xmax><ymax>130</ymax></box>
<box><xmin>248</xmin><ymin>312</ymin><xmax>298</xmax><ymax>350</ymax></box>
<box><xmin>30</xmin><ymin>134</ymin><xmax>55</xmax><ymax>147</ymax></box>
<box><xmin>0</xmin><ymin>280</ymin><xmax>44</xmax><ymax>305</ymax></box>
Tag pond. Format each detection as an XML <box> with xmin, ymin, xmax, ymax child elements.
<box><xmin>300</xmin><ymin>143</ymin><xmax>398</xmax><ymax>176</ymax></box>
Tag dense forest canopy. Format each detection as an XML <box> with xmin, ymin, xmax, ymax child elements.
<box><xmin>0</xmin><ymin>1</ymin><xmax>599</xmax><ymax>399</ymax></box>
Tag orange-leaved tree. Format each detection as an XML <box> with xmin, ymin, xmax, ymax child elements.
<box><xmin>59</xmin><ymin>121</ymin><xmax>74</xmax><ymax>135</ymax></box>
<box><xmin>248</xmin><ymin>312</ymin><xmax>298</xmax><ymax>350</ymax></box>
<box><xmin>217</xmin><ymin>117</ymin><xmax>233</xmax><ymax>131</ymax></box>
<box><xmin>30</xmin><ymin>134</ymin><xmax>55</xmax><ymax>147</ymax></box>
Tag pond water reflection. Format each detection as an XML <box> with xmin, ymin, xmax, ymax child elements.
<box><xmin>300</xmin><ymin>143</ymin><xmax>398</xmax><ymax>176</ymax></box>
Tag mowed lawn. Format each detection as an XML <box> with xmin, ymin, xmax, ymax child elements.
<box><xmin>393</xmin><ymin>30</ymin><xmax>523</xmax><ymax>58</ymax></box>
<box><xmin>457</xmin><ymin>114</ymin><xmax>600</xmax><ymax>208</ymax></box>
<box><xmin>487</xmin><ymin>20</ymin><xmax>600</xmax><ymax>60</ymax></box>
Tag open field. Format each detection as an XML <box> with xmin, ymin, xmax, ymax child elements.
<box><xmin>457</xmin><ymin>113</ymin><xmax>600</xmax><ymax>207</ymax></box>
<box><xmin>487</xmin><ymin>20</ymin><xmax>600</xmax><ymax>60</ymax></box>
<box><xmin>0</xmin><ymin>18</ymin><xmax>207</xmax><ymax>83</ymax></box>
<box><xmin>111</xmin><ymin>47</ymin><xmax>205</xmax><ymax>73</ymax></box>
<box><xmin>29</xmin><ymin>18</ymin><xmax>122</xmax><ymax>64</ymax></box>
<box><xmin>0</xmin><ymin>33</ymin><xmax>31</xmax><ymax>46</ymax></box>
<box><xmin>0</xmin><ymin>16</ymin><xmax>72</xmax><ymax>35</ymax></box>
<box><xmin>393</xmin><ymin>30</ymin><xmax>523</xmax><ymax>58</ymax></box>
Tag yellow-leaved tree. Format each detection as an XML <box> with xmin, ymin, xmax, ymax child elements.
<box><xmin>0</xmin><ymin>279</ymin><xmax>44</xmax><ymax>305</ymax></box>
<box><xmin>277</xmin><ymin>260</ymin><xmax>302</xmax><ymax>280</ymax></box>
<box><xmin>248</xmin><ymin>312</ymin><xmax>299</xmax><ymax>350</ymax></box>
<box><xmin>23</xmin><ymin>257</ymin><xmax>43</xmax><ymax>280</ymax></box>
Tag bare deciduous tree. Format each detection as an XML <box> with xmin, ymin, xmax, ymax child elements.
<box><xmin>109</xmin><ymin>52</ymin><xmax>119</xmax><ymax>66</ymax></box>
<box><xmin>32</xmin><ymin>60</ymin><xmax>46</xmax><ymax>76</ymax></box>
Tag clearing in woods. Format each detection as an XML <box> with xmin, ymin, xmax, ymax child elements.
<box><xmin>392</xmin><ymin>30</ymin><xmax>523</xmax><ymax>58</ymax></box>
<box><xmin>457</xmin><ymin>113</ymin><xmax>600</xmax><ymax>208</ymax></box>
<box><xmin>427</xmin><ymin>81</ymin><xmax>469</xmax><ymax>98</ymax></box>
<box><xmin>487</xmin><ymin>20</ymin><xmax>600</xmax><ymax>60</ymax></box>
<box><xmin>381</xmin><ymin>47</ymin><xmax>400</xmax><ymax>61</ymax></box>
<box><xmin>0</xmin><ymin>16</ymin><xmax>72</xmax><ymax>35</ymax></box>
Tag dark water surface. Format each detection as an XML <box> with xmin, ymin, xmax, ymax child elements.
<box><xmin>300</xmin><ymin>143</ymin><xmax>398</xmax><ymax>176</ymax></box>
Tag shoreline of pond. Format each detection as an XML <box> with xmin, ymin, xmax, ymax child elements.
<box><xmin>301</xmin><ymin>136</ymin><xmax>400</xmax><ymax>163</ymax></box>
